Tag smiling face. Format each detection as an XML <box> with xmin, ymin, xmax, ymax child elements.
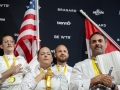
<box><xmin>37</xmin><ymin>47</ymin><xmax>53</xmax><ymax>69</ymax></box>
<box><xmin>0</xmin><ymin>35</ymin><xmax>15</xmax><ymax>55</ymax></box>
<box><xmin>90</xmin><ymin>34</ymin><xmax>107</xmax><ymax>57</ymax></box>
<box><xmin>54</xmin><ymin>45</ymin><xmax>69</xmax><ymax>63</ymax></box>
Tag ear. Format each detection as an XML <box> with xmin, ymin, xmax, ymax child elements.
<box><xmin>105</xmin><ymin>42</ymin><xmax>107</xmax><ymax>49</ymax></box>
<box><xmin>0</xmin><ymin>45</ymin><xmax>3</xmax><ymax>49</ymax></box>
<box><xmin>54</xmin><ymin>53</ymin><xmax>56</xmax><ymax>58</ymax></box>
<box><xmin>68</xmin><ymin>53</ymin><xmax>69</xmax><ymax>58</ymax></box>
<box><xmin>37</xmin><ymin>57</ymin><xmax>39</xmax><ymax>62</ymax></box>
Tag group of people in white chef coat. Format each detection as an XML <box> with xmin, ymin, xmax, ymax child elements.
<box><xmin>0</xmin><ymin>32</ymin><xmax>120</xmax><ymax>90</ymax></box>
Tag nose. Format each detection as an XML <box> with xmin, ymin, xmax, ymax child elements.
<box><xmin>96</xmin><ymin>40</ymin><xmax>100</xmax><ymax>45</ymax></box>
<box><xmin>61</xmin><ymin>51</ymin><xmax>65</xmax><ymax>55</ymax></box>
<box><xmin>44</xmin><ymin>53</ymin><xmax>48</xmax><ymax>57</ymax></box>
<box><xmin>8</xmin><ymin>41</ymin><xmax>11</xmax><ymax>45</ymax></box>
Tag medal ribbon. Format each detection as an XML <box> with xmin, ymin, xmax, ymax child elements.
<box><xmin>3</xmin><ymin>55</ymin><xmax>16</xmax><ymax>82</ymax></box>
<box><xmin>39</xmin><ymin>68</ymin><xmax>52</xmax><ymax>90</ymax></box>
<box><xmin>91</xmin><ymin>58</ymin><xmax>101</xmax><ymax>76</ymax></box>
<box><xmin>56</xmin><ymin>65</ymin><xmax>67</xmax><ymax>74</ymax></box>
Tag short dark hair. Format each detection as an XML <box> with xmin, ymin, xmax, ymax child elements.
<box><xmin>0</xmin><ymin>34</ymin><xmax>15</xmax><ymax>44</ymax></box>
<box><xmin>89</xmin><ymin>32</ymin><xmax>106</xmax><ymax>44</ymax></box>
<box><xmin>55</xmin><ymin>44</ymin><xmax>68</xmax><ymax>53</ymax></box>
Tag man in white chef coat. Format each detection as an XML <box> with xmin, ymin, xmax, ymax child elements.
<box><xmin>69</xmin><ymin>32</ymin><xmax>119</xmax><ymax>90</ymax></box>
<box><xmin>0</xmin><ymin>34</ymin><xmax>28</xmax><ymax>90</ymax></box>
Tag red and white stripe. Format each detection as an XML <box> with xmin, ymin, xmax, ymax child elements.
<box><xmin>14</xmin><ymin>8</ymin><xmax>37</xmax><ymax>63</ymax></box>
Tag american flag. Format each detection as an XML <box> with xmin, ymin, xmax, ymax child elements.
<box><xmin>14</xmin><ymin>0</ymin><xmax>38</xmax><ymax>63</ymax></box>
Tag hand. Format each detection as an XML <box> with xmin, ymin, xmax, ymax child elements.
<box><xmin>102</xmin><ymin>75</ymin><xmax>112</xmax><ymax>88</ymax></box>
<box><xmin>93</xmin><ymin>74</ymin><xmax>112</xmax><ymax>87</ymax></box>
<box><xmin>90</xmin><ymin>74</ymin><xmax>109</xmax><ymax>88</ymax></box>
<box><xmin>45</xmin><ymin>72</ymin><xmax>55</xmax><ymax>80</ymax></box>
<box><xmin>40</xmin><ymin>71</ymin><xmax>46</xmax><ymax>80</ymax></box>
<box><xmin>10</xmin><ymin>62</ymin><xmax>23</xmax><ymax>74</ymax></box>
<box><xmin>93</xmin><ymin>74</ymin><xmax>107</xmax><ymax>84</ymax></box>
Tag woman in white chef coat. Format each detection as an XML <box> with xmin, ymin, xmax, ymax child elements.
<box><xmin>20</xmin><ymin>47</ymin><xmax>68</xmax><ymax>90</ymax></box>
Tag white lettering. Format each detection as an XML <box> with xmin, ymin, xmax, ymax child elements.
<box><xmin>93</xmin><ymin>9</ymin><xmax>104</xmax><ymax>16</ymax></box>
<box><xmin>57</xmin><ymin>21</ymin><xmax>71</xmax><ymax>25</ymax></box>
<box><xmin>0</xmin><ymin>4</ymin><xmax>9</xmax><ymax>7</ymax></box>
<box><xmin>14</xmin><ymin>33</ymin><xmax>19</xmax><ymax>36</ymax></box>
<box><xmin>57</xmin><ymin>8</ymin><xmax>77</xmax><ymax>12</ymax></box>
<box><xmin>98</xmin><ymin>24</ymin><xmax>106</xmax><ymax>27</ymax></box>
<box><xmin>51</xmin><ymin>50</ymin><xmax>55</xmax><ymax>53</ymax></box>
<box><xmin>117</xmin><ymin>38</ymin><xmax>120</xmax><ymax>41</ymax></box>
<box><xmin>54</xmin><ymin>35</ymin><xmax>59</xmax><ymax>39</ymax></box>
<box><xmin>0</xmin><ymin>18</ymin><xmax>5</xmax><ymax>21</ymax></box>
<box><xmin>61</xmin><ymin>36</ymin><xmax>71</xmax><ymax>39</ymax></box>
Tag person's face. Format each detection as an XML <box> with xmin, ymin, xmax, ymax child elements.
<box><xmin>37</xmin><ymin>47</ymin><xmax>53</xmax><ymax>66</ymax></box>
<box><xmin>54</xmin><ymin>45</ymin><xmax>69</xmax><ymax>63</ymax></box>
<box><xmin>0</xmin><ymin>36</ymin><xmax>15</xmax><ymax>53</ymax></box>
<box><xmin>90</xmin><ymin>34</ymin><xmax>107</xmax><ymax>57</ymax></box>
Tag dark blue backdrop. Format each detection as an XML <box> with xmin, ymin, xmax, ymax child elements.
<box><xmin>0</xmin><ymin>0</ymin><xmax>120</xmax><ymax>66</ymax></box>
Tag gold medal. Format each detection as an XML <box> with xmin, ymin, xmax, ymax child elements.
<box><xmin>8</xmin><ymin>77</ymin><xmax>15</xmax><ymax>83</ymax></box>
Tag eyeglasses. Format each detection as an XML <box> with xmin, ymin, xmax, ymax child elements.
<box><xmin>3</xmin><ymin>40</ymin><xmax>15</xmax><ymax>44</ymax></box>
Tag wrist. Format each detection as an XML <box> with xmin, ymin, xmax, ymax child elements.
<box><xmin>9</xmin><ymin>68</ymin><xmax>14</xmax><ymax>75</ymax></box>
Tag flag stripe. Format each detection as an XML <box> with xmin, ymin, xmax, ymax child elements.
<box><xmin>14</xmin><ymin>0</ymin><xmax>37</xmax><ymax>63</ymax></box>
<box><xmin>17</xmin><ymin>30</ymin><xmax>36</xmax><ymax>42</ymax></box>
<box><xmin>19</xmin><ymin>24</ymin><xmax>36</xmax><ymax>34</ymax></box>
<box><xmin>22</xmin><ymin>14</ymin><xmax>35</xmax><ymax>22</ymax></box>
<box><xmin>24</xmin><ymin>9</ymin><xmax>36</xmax><ymax>16</ymax></box>
<box><xmin>21</xmin><ymin>19</ymin><xmax>35</xmax><ymax>29</ymax></box>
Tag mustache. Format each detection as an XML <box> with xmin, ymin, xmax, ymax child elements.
<box><xmin>60</xmin><ymin>54</ymin><xmax>66</xmax><ymax>57</ymax></box>
<box><xmin>94</xmin><ymin>44</ymin><xmax>102</xmax><ymax>49</ymax></box>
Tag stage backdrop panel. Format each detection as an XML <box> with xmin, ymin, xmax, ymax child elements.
<box><xmin>0</xmin><ymin>0</ymin><xmax>120</xmax><ymax>66</ymax></box>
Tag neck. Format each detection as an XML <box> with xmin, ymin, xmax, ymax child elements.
<box><xmin>91</xmin><ymin>55</ymin><xmax>96</xmax><ymax>59</ymax></box>
<box><xmin>40</xmin><ymin>64</ymin><xmax>50</xmax><ymax>70</ymax></box>
<box><xmin>4</xmin><ymin>51</ymin><xmax>14</xmax><ymax>55</ymax></box>
<box><xmin>57</xmin><ymin>61</ymin><xmax>66</xmax><ymax>67</ymax></box>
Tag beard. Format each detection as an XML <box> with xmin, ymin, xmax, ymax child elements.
<box><xmin>93</xmin><ymin>44</ymin><xmax>104</xmax><ymax>55</ymax></box>
<box><xmin>57</xmin><ymin>57</ymin><xmax>68</xmax><ymax>63</ymax></box>
<box><xmin>93</xmin><ymin>48</ymin><xmax>104</xmax><ymax>56</ymax></box>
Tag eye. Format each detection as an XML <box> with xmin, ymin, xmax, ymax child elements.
<box><xmin>64</xmin><ymin>50</ymin><xmax>67</xmax><ymax>52</ymax></box>
<box><xmin>98</xmin><ymin>39</ymin><xmax>103</xmax><ymax>43</ymax></box>
<box><xmin>40</xmin><ymin>53</ymin><xmax>44</xmax><ymax>55</ymax></box>
<box><xmin>47</xmin><ymin>53</ymin><xmax>51</xmax><ymax>55</ymax></box>
<box><xmin>92</xmin><ymin>40</ymin><xmax>96</xmax><ymax>44</ymax></box>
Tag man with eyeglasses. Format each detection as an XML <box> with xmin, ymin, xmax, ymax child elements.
<box><xmin>0</xmin><ymin>34</ymin><xmax>28</xmax><ymax>90</ymax></box>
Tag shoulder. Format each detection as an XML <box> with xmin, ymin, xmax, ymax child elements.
<box><xmin>53</xmin><ymin>71</ymin><xmax>65</xmax><ymax>76</ymax></box>
<box><xmin>75</xmin><ymin>58</ymin><xmax>91</xmax><ymax>66</ymax></box>
<box><xmin>0</xmin><ymin>56</ymin><xmax>4</xmax><ymax>63</ymax></box>
<box><xmin>16</xmin><ymin>56</ymin><xmax>27</xmax><ymax>62</ymax></box>
<box><xmin>16</xmin><ymin>56</ymin><xmax>28</xmax><ymax>66</ymax></box>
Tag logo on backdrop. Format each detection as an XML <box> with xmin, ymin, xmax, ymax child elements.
<box><xmin>93</xmin><ymin>9</ymin><xmax>104</xmax><ymax>16</ymax></box>
<box><xmin>57</xmin><ymin>8</ymin><xmax>77</xmax><ymax>12</ymax></box>
<box><xmin>98</xmin><ymin>24</ymin><xmax>106</xmax><ymax>27</ymax></box>
<box><xmin>117</xmin><ymin>38</ymin><xmax>120</xmax><ymax>42</ymax></box>
<box><xmin>57</xmin><ymin>21</ymin><xmax>71</xmax><ymax>25</ymax></box>
<box><xmin>0</xmin><ymin>18</ymin><xmax>5</xmax><ymax>21</ymax></box>
<box><xmin>54</xmin><ymin>35</ymin><xmax>71</xmax><ymax>39</ymax></box>
<box><xmin>51</xmin><ymin>50</ymin><xmax>55</xmax><ymax>53</ymax></box>
<box><xmin>0</xmin><ymin>4</ymin><xmax>10</xmax><ymax>8</ymax></box>
<box><xmin>14</xmin><ymin>33</ymin><xmax>19</xmax><ymax>37</ymax></box>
